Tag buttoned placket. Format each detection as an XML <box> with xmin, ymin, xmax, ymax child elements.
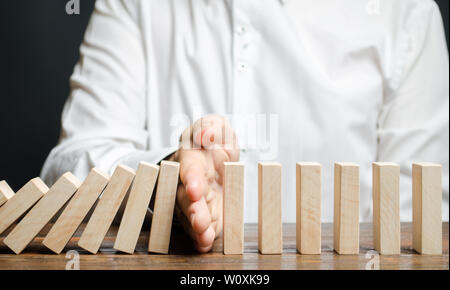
<box><xmin>231</xmin><ymin>0</ymin><xmax>254</xmax><ymax>115</ymax></box>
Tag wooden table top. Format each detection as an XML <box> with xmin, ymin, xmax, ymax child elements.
<box><xmin>0</xmin><ymin>222</ymin><xmax>447</xmax><ymax>270</ymax></box>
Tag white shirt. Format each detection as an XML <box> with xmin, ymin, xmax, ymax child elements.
<box><xmin>41</xmin><ymin>0</ymin><xmax>449</xmax><ymax>223</ymax></box>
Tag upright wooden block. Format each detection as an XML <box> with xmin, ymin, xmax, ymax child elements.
<box><xmin>114</xmin><ymin>162</ymin><xmax>159</xmax><ymax>254</ymax></box>
<box><xmin>0</xmin><ymin>178</ymin><xmax>49</xmax><ymax>235</ymax></box>
<box><xmin>258</xmin><ymin>162</ymin><xmax>282</xmax><ymax>254</ymax></box>
<box><xmin>223</xmin><ymin>162</ymin><xmax>245</xmax><ymax>255</ymax></box>
<box><xmin>334</xmin><ymin>162</ymin><xmax>359</xmax><ymax>255</ymax></box>
<box><xmin>372</xmin><ymin>162</ymin><xmax>400</xmax><ymax>255</ymax></box>
<box><xmin>3</xmin><ymin>173</ymin><xmax>81</xmax><ymax>254</ymax></box>
<box><xmin>148</xmin><ymin>161</ymin><xmax>180</xmax><ymax>254</ymax></box>
<box><xmin>43</xmin><ymin>168</ymin><xmax>110</xmax><ymax>254</ymax></box>
<box><xmin>0</xmin><ymin>180</ymin><xmax>15</xmax><ymax>207</ymax></box>
<box><xmin>296</xmin><ymin>162</ymin><xmax>321</xmax><ymax>254</ymax></box>
<box><xmin>78</xmin><ymin>164</ymin><xmax>135</xmax><ymax>254</ymax></box>
<box><xmin>412</xmin><ymin>163</ymin><xmax>442</xmax><ymax>255</ymax></box>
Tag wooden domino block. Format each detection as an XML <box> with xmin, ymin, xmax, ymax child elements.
<box><xmin>372</xmin><ymin>162</ymin><xmax>400</xmax><ymax>255</ymax></box>
<box><xmin>3</xmin><ymin>173</ymin><xmax>81</xmax><ymax>254</ymax></box>
<box><xmin>0</xmin><ymin>178</ymin><xmax>49</xmax><ymax>235</ymax></box>
<box><xmin>148</xmin><ymin>161</ymin><xmax>180</xmax><ymax>254</ymax></box>
<box><xmin>42</xmin><ymin>168</ymin><xmax>110</xmax><ymax>254</ymax></box>
<box><xmin>0</xmin><ymin>180</ymin><xmax>15</xmax><ymax>207</ymax></box>
<box><xmin>412</xmin><ymin>163</ymin><xmax>442</xmax><ymax>255</ymax></box>
<box><xmin>258</xmin><ymin>162</ymin><xmax>282</xmax><ymax>254</ymax></box>
<box><xmin>296</xmin><ymin>162</ymin><xmax>321</xmax><ymax>254</ymax></box>
<box><xmin>223</xmin><ymin>162</ymin><xmax>245</xmax><ymax>255</ymax></box>
<box><xmin>114</xmin><ymin>162</ymin><xmax>159</xmax><ymax>254</ymax></box>
<box><xmin>334</xmin><ymin>162</ymin><xmax>359</xmax><ymax>254</ymax></box>
<box><xmin>78</xmin><ymin>164</ymin><xmax>135</xmax><ymax>254</ymax></box>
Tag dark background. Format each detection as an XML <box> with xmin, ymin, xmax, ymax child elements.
<box><xmin>0</xmin><ymin>0</ymin><xmax>448</xmax><ymax>191</ymax></box>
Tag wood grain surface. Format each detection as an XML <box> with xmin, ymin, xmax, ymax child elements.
<box><xmin>0</xmin><ymin>222</ymin><xmax>447</xmax><ymax>270</ymax></box>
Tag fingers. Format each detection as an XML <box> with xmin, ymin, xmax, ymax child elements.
<box><xmin>176</xmin><ymin>185</ymin><xmax>216</xmax><ymax>253</ymax></box>
<box><xmin>191</xmin><ymin>115</ymin><xmax>239</xmax><ymax>156</ymax></box>
<box><xmin>211</xmin><ymin>149</ymin><xmax>230</xmax><ymax>179</ymax></box>
<box><xmin>177</xmin><ymin>185</ymin><xmax>211</xmax><ymax>234</ymax></box>
<box><xmin>195</xmin><ymin>226</ymin><xmax>215</xmax><ymax>252</ymax></box>
<box><xmin>175</xmin><ymin>205</ymin><xmax>214</xmax><ymax>251</ymax></box>
<box><xmin>178</xmin><ymin>150</ymin><xmax>208</xmax><ymax>201</ymax></box>
<box><xmin>175</xmin><ymin>115</ymin><xmax>232</xmax><ymax>253</ymax></box>
<box><xmin>189</xmin><ymin>197</ymin><xmax>212</xmax><ymax>234</ymax></box>
<box><xmin>201</xmin><ymin>125</ymin><xmax>224</xmax><ymax>149</ymax></box>
<box><xmin>206</xmin><ymin>188</ymin><xmax>218</xmax><ymax>223</ymax></box>
<box><xmin>185</xmin><ymin>172</ymin><xmax>206</xmax><ymax>202</ymax></box>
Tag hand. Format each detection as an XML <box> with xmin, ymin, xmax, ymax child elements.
<box><xmin>169</xmin><ymin>115</ymin><xmax>239</xmax><ymax>252</ymax></box>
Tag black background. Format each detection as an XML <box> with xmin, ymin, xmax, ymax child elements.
<box><xmin>0</xmin><ymin>0</ymin><xmax>448</xmax><ymax>191</ymax></box>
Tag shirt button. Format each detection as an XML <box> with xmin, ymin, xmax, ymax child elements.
<box><xmin>237</xmin><ymin>62</ymin><xmax>248</xmax><ymax>73</ymax></box>
<box><xmin>236</xmin><ymin>25</ymin><xmax>248</xmax><ymax>35</ymax></box>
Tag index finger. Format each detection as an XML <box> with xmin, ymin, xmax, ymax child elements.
<box><xmin>179</xmin><ymin>150</ymin><xmax>208</xmax><ymax>202</ymax></box>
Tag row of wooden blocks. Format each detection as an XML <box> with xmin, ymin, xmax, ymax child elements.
<box><xmin>0</xmin><ymin>161</ymin><xmax>443</xmax><ymax>256</ymax></box>
<box><xmin>224</xmin><ymin>162</ymin><xmax>443</xmax><ymax>255</ymax></box>
<box><xmin>0</xmin><ymin>161</ymin><xmax>179</xmax><ymax>255</ymax></box>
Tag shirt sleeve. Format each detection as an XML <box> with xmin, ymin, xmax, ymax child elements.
<box><xmin>40</xmin><ymin>0</ymin><xmax>177</xmax><ymax>185</ymax></box>
<box><xmin>378</xmin><ymin>0</ymin><xmax>449</xmax><ymax>221</ymax></box>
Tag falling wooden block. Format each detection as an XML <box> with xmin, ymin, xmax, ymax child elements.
<box><xmin>412</xmin><ymin>163</ymin><xmax>442</xmax><ymax>255</ymax></box>
<box><xmin>78</xmin><ymin>164</ymin><xmax>135</xmax><ymax>254</ymax></box>
<box><xmin>372</xmin><ymin>162</ymin><xmax>400</xmax><ymax>255</ymax></box>
<box><xmin>258</xmin><ymin>162</ymin><xmax>282</xmax><ymax>254</ymax></box>
<box><xmin>42</xmin><ymin>168</ymin><xmax>110</xmax><ymax>254</ymax></box>
<box><xmin>0</xmin><ymin>181</ymin><xmax>15</xmax><ymax>207</ymax></box>
<box><xmin>296</xmin><ymin>162</ymin><xmax>321</xmax><ymax>254</ymax></box>
<box><xmin>0</xmin><ymin>178</ymin><xmax>49</xmax><ymax>235</ymax></box>
<box><xmin>148</xmin><ymin>161</ymin><xmax>180</xmax><ymax>254</ymax></box>
<box><xmin>334</xmin><ymin>162</ymin><xmax>359</xmax><ymax>255</ymax></box>
<box><xmin>223</xmin><ymin>162</ymin><xmax>245</xmax><ymax>255</ymax></box>
<box><xmin>114</xmin><ymin>162</ymin><xmax>159</xmax><ymax>254</ymax></box>
<box><xmin>3</xmin><ymin>173</ymin><xmax>81</xmax><ymax>254</ymax></box>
